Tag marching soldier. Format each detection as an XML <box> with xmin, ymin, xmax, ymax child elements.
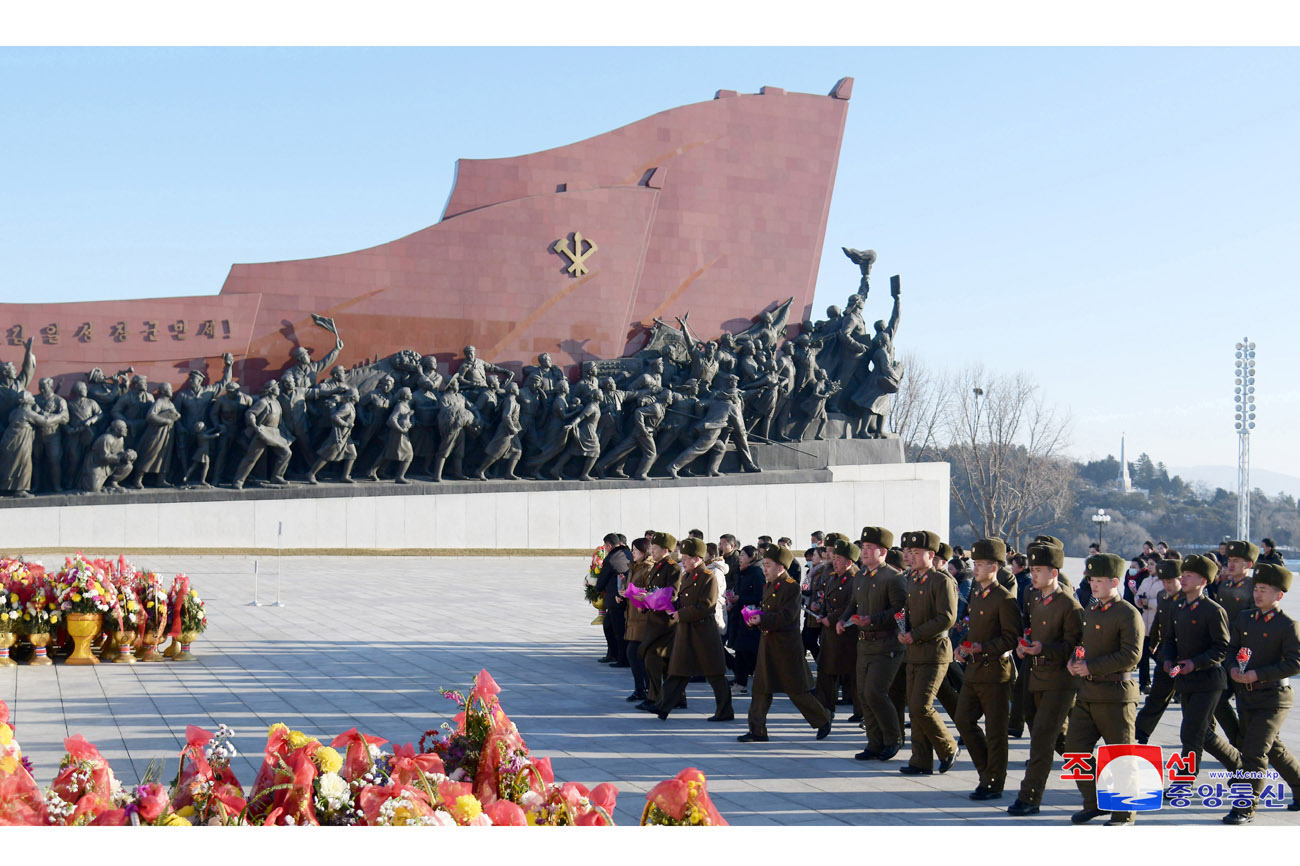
<box><xmin>1135</xmin><ymin>560</ymin><xmax>1183</xmax><ymax>744</ymax></box>
<box><xmin>655</xmin><ymin>537</ymin><xmax>734</xmax><ymax>722</ymax></box>
<box><xmin>738</xmin><ymin>546</ymin><xmax>833</xmax><ymax>743</ymax></box>
<box><xmin>1007</xmin><ymin>540</ymin><xmax>1082</xmax><ymax>816</ymax></box>
<box><xmin>1164</xmin><ymin>554</ymin><xmax>1241</xmax><ymax>780</ymax></box>
<box><xmin>954</xmin><ymin>538</ymin><xmax>1020</xmax><ymax>800</ymax></box>
<box><xmin>635</xmin><ymin>532</ymin><xmax>684</xmax><ymax>713</ymax></box>
<box><xmin>815</xmin><ymin>539</ymin><xmax>861</xmax><ymax>717</ymax></box>
<box><xmin>1223</xmin><ymin>563</ymin><xmax>1300</xmax><ymax>823</ymax></box>
<box><xmin>898</xmin><ymin>530</ymin><xmax>960</xmax><ymax>777</ymax></box>
<box><xmin>838</xmin><ymin>526</ymin><xmax>907</xmax><ymax>761</ymax></box>
<box><xmin>1063</xmin><ymin>554</ymin><xmax>1144</xmax><ymax>826</ymax></box>
<box><xmin>1211</xmin><ymin>540</ymin><xmax>1260</xmax><ymax>749</ymax></box>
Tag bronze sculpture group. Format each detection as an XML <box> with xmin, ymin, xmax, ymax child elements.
<box><xmin>0</xmin><ymin>250</ymin><xmax>904</xmax><ymax>497</ymax></box>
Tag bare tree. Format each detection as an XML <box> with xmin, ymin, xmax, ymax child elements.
<box><xmin>889</xmin><ymin>351</ymin><xmax>947</xmax><ymax>462</ymax></box>
<box><xmin>943</xmin><ymin>364</ymin><xmax>1076</xmax><ymax>550</ymax></box>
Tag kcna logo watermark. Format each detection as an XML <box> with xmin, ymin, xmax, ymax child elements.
<box><xmin>1060</xmin><ymin>746</ymin><xmax>1286</xmax><ymax>811</ymax></box>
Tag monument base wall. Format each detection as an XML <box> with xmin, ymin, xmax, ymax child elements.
<box><xmin>2</xmin><ymin>462</ymin><xmax>949</xmax><ymax>553</ymax></box>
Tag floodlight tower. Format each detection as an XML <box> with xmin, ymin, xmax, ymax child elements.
<box><xmin>1234</xmin><ymin>338</ymin><xmax>1256</xmax><ymax>540</ymax></box>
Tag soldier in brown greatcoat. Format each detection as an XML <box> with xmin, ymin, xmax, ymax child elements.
<box><xmin>655</xmin><ymin>537</ymin><xmax>734</xmax><ymax>722</ymax></box>
<box><xmin>1007</xmin><ymin>540</ymin><xmax>1083</xmax><ymax>816</ymax></box>
<box><xmin>1211</xmin><ymin>540</ymin><xmax>1260</xmax><ymax>749</ymax></box>
<box><xmin>838</xmin><ymin>525</ymin><xmax>906</xmax><ymax>761</ymax></box>
<box><xmin>815</xmin><ymin>539</ymin><xmax>861</xmax><ymax>716</ymax></box>
<box><xmin>1223</xmin><ymin>563</ymin><xmax>1300</xmax><ymax>823</ymax></box>
<box><xmin>635</xmin><ymin>532</ymin><xmax>684</xmax><ymax>713</ymax></box>
<box><xmin>954</xmin><ymin>537</ymin><xmax>1021</xmax><ymax>800</ymax></box>
<box><xmin>1135</xmin><ymin>560</ymin><xmax>1183</xmax><ymax>744</ymax></box>
<box><xmin>898</xmin><ymin>530</ymin><xmax>960</xmax><ymax>776</ymax></box>
<box><xmin>1063</xmin><ymin>553</ymin><xmax>1144</xmax><ymax>826</ymax></box>
<box><xmin>738</xmin><ymin>547</ymin><xmax>832</xmax><ymax>743</ymax></box>
<box><xmin>1164</xmin><ymin>554</ymin><xmax>1241</xmax><ymax>781</ymax></box>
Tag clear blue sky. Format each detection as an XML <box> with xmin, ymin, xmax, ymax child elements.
<box><xmin>1</xmin><ymin>47</ymin><xmax>1297</xmax><ymax>482</ymax></box>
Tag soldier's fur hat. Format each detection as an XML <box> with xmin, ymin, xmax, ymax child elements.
<box><xmin>1177</xmin><ymin>555</ymin><xmax>1215</xmax><ymax>582</ymax></box>
<box><xmin>1027</xmin><ymin>543</ymin><xmax>1064</xmax><ymax>569</ymax></box>
<box><xmin>680</xmin><ymin>537</ymin><xmax>707</xmax><ymax>559</ymax></box>
<box><xmin>1084</xmin><ymin>553</ymin><xmax>1127</xmax><ymax>581</ymax></box>
<box><xmin>1225</xmin><ymin>540</ymin><xmax>1260</xmax><ymax>563</ymax></box>
<box><xmin>1253</xmin><ymin>563</ymin><xmax>1292</xmax><ymax>592</ymax></box>
<box><xmin>859</xmin><ymin>526</ymin><xmax>894</xmax><ymax>549</ymax></box>
<box><xmin>971</xmin><ymin>538</ymin><xmax>1008</xmax><ymax>565</ymax></box>
<box><xmin>833</xmin><ymin>539</ymin><xmax>861</xmax><ymax>563</ymax></box>
<box><xmin>764</xmin><ymin>546</ymin><xmax>795</xmax><ymax>570</ymax></box>
<box><xmin>902</xmin><ymin>530</ymin><xmax>941</xmax><ymax>553</ymax></box>
<box><xmin>651</xmin><ymin>531</ymin><xmax>677</xmax><ymax>551</ymax></box>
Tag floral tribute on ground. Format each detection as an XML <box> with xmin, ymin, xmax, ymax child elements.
<box><xmin>0</xmin><ymin>670</ymin><xmax>726</xmax><ymax>826</ymax></box>
<box><xmin>0</xmin><ymin>554</ymin><xmax>207</xmax><ymax>666</ymax></box>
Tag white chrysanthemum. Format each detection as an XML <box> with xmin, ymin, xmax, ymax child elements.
<box><xmin>520</xmin><ymin>790</ymin><xmax>545</xmax><ymax>811</ymax></box>
<box><xmin>317</xmin><ymin>772</ymin><xmax>350</xmax><ymax>805</ymax></box>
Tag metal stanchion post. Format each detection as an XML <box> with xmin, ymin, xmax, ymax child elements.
<box><xmin>271</xmin><ymin>521</ymin><xmax>285</xmax><ymax>607</ymax></box>
<box><xmin>248</xmin><ymin>559</ymin><xmax>263</xmax><ymax>606</ymax></box>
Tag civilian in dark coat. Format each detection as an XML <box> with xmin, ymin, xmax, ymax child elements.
<box><xmin>728</xmin><ymin>546</ymin><xmax>764</xmax><ymax>692</ymax></box>
<box><xmin>596</xmin><ymin>532</ymin><xmax>631</xmax><ymax>665</ymax></box>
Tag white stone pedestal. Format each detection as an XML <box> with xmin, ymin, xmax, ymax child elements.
<box><xmin>2</xmin><ymin>462</ymin><xmax>949</xmax><ymax>553</ymax></box>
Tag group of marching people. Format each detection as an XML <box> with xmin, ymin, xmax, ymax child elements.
<box><xmin>590</xmin><ymin>527</ymin><xmax>1300</xmax><ymax>825</ymax></box>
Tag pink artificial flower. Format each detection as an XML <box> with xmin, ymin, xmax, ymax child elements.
<box><xmin>135</xmin><ymin>783</ymin><xmax>169</xmax><ymax>823</ymax></box>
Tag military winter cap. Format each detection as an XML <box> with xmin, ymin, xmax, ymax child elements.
<box><xmin>1033</xmin><ymin>535</ymin><xmax>1065</xmax><ymax>549</ymax></box>
<box><xmin>1084</xmin><ymin>553</ymin><xmax>1127</xmax><ymax>581</ymax></box>
<box><xmin>1177</xmin><ymin>555</ymin><xmax>1215</xmax><ymax>582</ymax></box>
<box><xmin>937</xmin><ymin>542</ymin><xmax>954</xmax><ymax>562</ymax></box>
<box><xmin>1156</xmin><ymin>557</ymin><xmax>1186</xmax><ymax>581</ymax></box>
<box><xmin>764</xmin><ymin>546</ymin><xmax>795</xmax><ymax>570</ymax></box>
<box><xmin>680</xmin><ymin>537</ymin><xmax>707</xmax><ymax>559</ymax></box>
<box><xmin>903</xmin><ymin>530</ymin><xmax>941</xmax><ymax>553</ymax></box>
<box><xmin>824</xmin><ymin>532</ymin><xmax>850</xmax><ymax>548</ymax></box>
<box><xmin>651</xmin><ymin>531</ymin><xmax>678</xmax><ymax>551</ymax></box>
<box><xmin>1252</xmin><ymin>563</ymin><xmax>1292</xmax><ymax>592</ymax></box>
<box><xmin>859</xmin><ymin>526</ymin><xmax>895</xmax><ymax>549</ymax></box>
<box><xmin>833</xmin><ymin>539</ymin><xmax>861</xmax><ymax>563</ymax></box>
<box><xmin>1226</xmin><ymin>540</ymin><xmax>1261</xmax><ymax>562</ymax></box>
<box><xmin>971</xmin><ymin>538</ymin><xmax>1008</xmax><ymax>565</ymax></box>
<box><xmin>1027</xmin><ymin>543</ymin><xmax>1064</xmax><ymax>569</ymax></box>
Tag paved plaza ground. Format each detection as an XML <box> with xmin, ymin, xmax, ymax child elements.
<box><xmin>2</xmin><ymin>554</ymin><xmax>1297</xmax><ymax>827</ymax></box>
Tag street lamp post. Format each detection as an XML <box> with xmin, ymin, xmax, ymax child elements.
<box><xmin>1092</xmin><ymin>508</ymin><xmax>1111</xmax><ymax>550</ymax></box>
<box><xmin>1234</xmin><ymin>339</ymin><xmax>1256</xmax><ymax>541</ymax></box>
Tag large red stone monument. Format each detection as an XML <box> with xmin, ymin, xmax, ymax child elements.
<box><xmin>0</xmin><ymin>78</ymin><xmax>853</xmax><ymax>388</ymax></box>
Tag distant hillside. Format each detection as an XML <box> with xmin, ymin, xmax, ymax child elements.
<box><xmin>1169</xmin><ymin>465</ymin><xmax>1300</xmax><ymax>500</ymax></box>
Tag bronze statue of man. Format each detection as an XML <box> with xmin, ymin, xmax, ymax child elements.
<box><xmin>431</xmin><ymin>379</ymin><xmax>475</xmax><ymax>482</ymax></box>
<box><xmin>80</xmin><ymin>418</ymin><xmax>136</xmax><ymax>494</ymax></box>
<box><xmin>231</xmin><ymin>380</ymin><xmax>293</xmax><ymax>490</ymax></box>
<box><xmin>110</xmin><ymin>374</ymin><xmax>153</xmax><ymax>448</ymax></box>
<box><xmin>305</xmin><ymin>388</ymin><xmax>358</xmax><ymax>484</ymax></box>
<box><xmin>63</xmin><ymin>381</ymin><xmax>102</xmax><ymax>491</ymax></box>
<box><xmin>476</xmin><ymin>381</ymin><xmax>523</xmax><ymax>481</ymax></box>
<box><xmin>32</xmin><ymin>377</ymin><xmax>69</xmax><ymax>493</ymax></box>
<box><xmin>452</xmin><ymin>345</ymin><xmax>513</xmax><ymax>397</ymax></box>
<box><xmin>173</xmin><ymin>353</ymin><xmax>235</xmax><ymax>480</ymax></box>
<box><xmin>0</xmin><ymin>391</ymin><xmax>58</xmax><ymax>497</ymax></box>
<box><xmin>847</xmin><ymin>278</ymin><xmax>902</xmax><ymax>439</ymax></box>
<box><xmin>208</xmin><ymin>381</ymin><xmax>251</xmax><ymax>484</ymax></box>
<box><xmin>0</xmin><ymin>336</ymin><xmax>36</xmax><ymax>423</ymax></box>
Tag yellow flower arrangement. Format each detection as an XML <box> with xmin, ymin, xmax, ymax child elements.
<box><xmin>313</xmin><ymin>746</ymin><xmax>343</xmax><ymax>775</ymax></box>
<box><xmin>286</xmin><ymin>730</ymin><xmax>316</xmax><ymax>750</ymax></box>
<box><xmin>452</xmin><ymin>794</ymin><xmax>483</xmax><ymax>824</ymax></box>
